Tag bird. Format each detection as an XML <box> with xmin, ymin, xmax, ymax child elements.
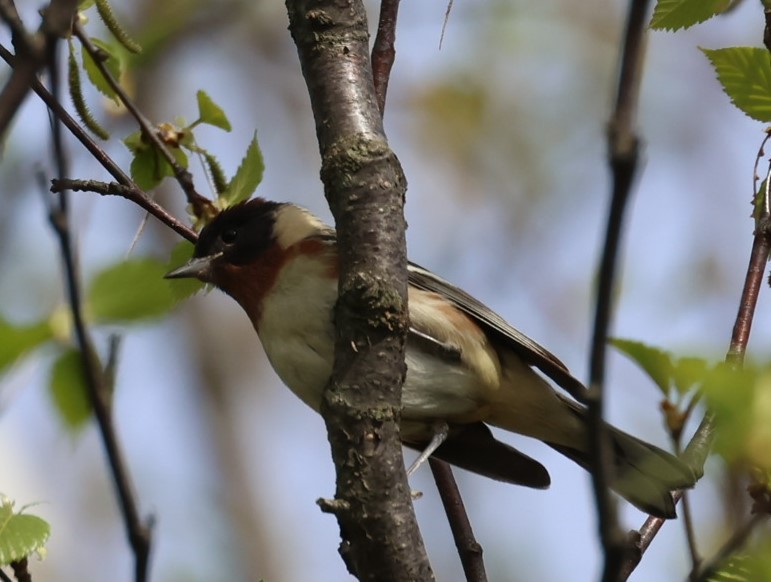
<box><xmin>165</xmin><ymin>197</ymin><xmax>695</xmax><ymax>518</ymax></box>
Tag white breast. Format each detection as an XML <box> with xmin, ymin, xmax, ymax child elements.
<box><xmin>257</xmin><ymin>255</ymin><xmax>487</xmax><ymax>421</ymax></box>
<box><xmin>257</xmin><ymin>254</ymin><xmax>337</xmax><ymax>410</ymax></box>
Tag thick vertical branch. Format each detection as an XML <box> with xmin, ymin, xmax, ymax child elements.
<box><xmin>371</xmin><ymin>5</ymin><xmax>485</xmax><ymax>581</ymax></box>
<box><xmin>286</xmin><ymin>1</ymin><xmax>433</xmax><ymax>580</ymax></box>
<box><xmin>589</xmin><ymin>1</ymin><xmax>650</xmax><ymax>580</ymax></box>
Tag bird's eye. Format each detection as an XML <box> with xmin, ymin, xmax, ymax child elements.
<box><xmin>221</xmin><ymin>228</ymin><xmax>238</xmax><ymax>245</ymax></box>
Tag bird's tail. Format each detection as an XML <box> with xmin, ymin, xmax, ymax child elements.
<box><xmin>547</xmin><ymin>425</ymin><xmax>695</xmax><ymax>518</ymax></box>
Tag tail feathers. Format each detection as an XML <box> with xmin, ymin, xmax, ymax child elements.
<box><xmin>406</xmin><ymin>422</ymin><xmax>551</xmax><ymax>489</ymax></box>
<box><xmin>549</xmin><ymin>428</ymin><xmax>696</xmax><ymax>519</ymax></box>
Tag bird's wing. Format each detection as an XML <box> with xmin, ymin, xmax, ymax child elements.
<box><xmin>407</xmin><ymin>263</ymin><xmax>587</xmax><ymax>402</ymax></box>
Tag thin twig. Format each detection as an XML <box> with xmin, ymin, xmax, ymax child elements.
<box><xmin>618</xmin><ymin>181</ymin><xmax>771</xmax><ymax>580</ymax></box>
<box><xmin>588</xmin><ymin>1</ymin><xmax>650</xmax><ymax>580</ymax></box>
<box><xmin>45</xmin><ymin>45</ymin><xmax>152</xmax><ymax>582</ymax></box>
<box><xmin>428</xmin><ymin>459</ymin><xmax>487</xmax><ymax>582</ymax></box>
<box><xmin>9</xmin><ymin>558</ymin><xmax>29</xmax><ymax>582</ymax></box>
<box><xmin>0</xmin><ymin>568</ymin><xmax>11</xmax><ymax>582</ymax></box>
<box><xmin>0</xmin><ymin>0</ymin><xmax>77</xmax><ymax>136</ymax></box>
<box><xmin>51</xmin><ymin>179</ymin><xmax>196</xmax><ymax>241</ymax></box>
<box><xmin>72</xmin><ymin>22</ymin><xmax>213</xmax><ymax>217</ymax></box>
<box><xmin>0</xmin><ymin>43</ymin><xmax>196</xmax><ymax>241</ymax></box>
<box><xmin>371</xmin><ymin>0</ymin><xmax>399</xmax><ymax>114</ymax></box>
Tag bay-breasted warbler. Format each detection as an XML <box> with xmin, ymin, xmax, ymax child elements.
<box><xmin>166</xmin><ymin>198</ymin><xmax>694</xmax><ymax>518</ymax></box>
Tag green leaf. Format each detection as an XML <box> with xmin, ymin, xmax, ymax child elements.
<box><xmin>196</xmin><ymin>90</ymin><xmax>232</xmax><ymax>131</ymax></box>
<box><xmin>610</xmin><ymin>338</ymin><xmax>673</xmax><ymax>395</ymax></box>
<box><xmin>0</xmin><ymin>498</ymin><xmax>50</xmax><ymax>565</ymax></box>
<box><xmin>79</xmin><ymin>0</ymin><xmax>96</xmax><ymax>9</ymax></box>
<box><xmin>650</xmin><ymin>0</ymin><xmax>733</xmax><ymax>31</ymax></box>
<box><xmin>88</xmin><ymin>257</ymin><xmax>180</xmax><ymax>323</ymax></box>
<box><xmin>706</xmin><ymin>554</ymin><xmax>752</xmax><ymax>582</ymax></box>
<box><xmin>49</xmin><ymin>349</ymin><xmax>91</xmax><ymax>431</ymax></box>
<box><xmin>81</xmin><ymin>38</ymin><xmax>123</xmax><ymax>103</ymax></box>
<box><xmin>672</xmin><ymin>356</ymin><xmax>709</xmax><ymax>395</ymax></box>
<box><xmin>129</xmin><ymin>146</ymin><xmax>169</xmax><ymax>190</ymax></box>
<box><xmin>0</xmin><ymin>317</ymin><xmax>52</xmax><ymax>374</ymax></box>
<box><xmin>219</xmin><ymin>133</ymin><xmax>264</xmax><ymax>208</ymax></box>
<box><xmin>702</xmin><ymin>47</ymin><xmax>771</xmax><ymax>122</ymax></box>
<box><xmin>700</xmin><ymin>364</ymin><xmax>758</xmax><ymax>464</ymax></box>
<box><xmin>166</xmin><ymin>241</ymin><xmax>206</xmax><ymax>301</ymax></box>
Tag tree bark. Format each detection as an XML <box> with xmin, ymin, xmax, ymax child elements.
<box><xmin>286</xmin><ymin>1</ymin><xmax>433</xmax><ymax>581</ymax></box>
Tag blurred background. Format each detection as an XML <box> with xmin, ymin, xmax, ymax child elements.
<box><xmin>0</xmin><ymin>0</ymin><xmax>766</xmax><ymax>580</ymax></box>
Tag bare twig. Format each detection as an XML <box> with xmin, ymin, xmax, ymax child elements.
<box><xmin>371</xmin><ymin>0</ymin><xmax>399</xmax><ymax>114</ymax></box>
<box><xmin>588</xmin><ymin>1</ymin><xmax>651</xmax><ymax>579</ymax></box>
<box><xmin>51</xmin><ymin>178</ymin><xmax>196</xmax><ymax>241</ymax></box>
<box><xmin>619</xmin><ymin>160</ymin><xmax>771</xmax><ymax>581</ymax></box>
<box><xmin>9</xmin><ymin>558</ymin><xmax>29</xmax><ymax>582</ymax></box>
<box><xmin>44</xmin><ymin>41</ymin><xmax>152</xmax><ymax>581</ymax></box>
<box><xmin>0</xmin><ymin>43</ymin><xmax>196</xmax><ymax>241</ymax></box>
<box><xmin>72</xmin><ymin>21</ymin><xmax>213</xmax><ymax>217</ymax></box>
<box><xmin>429</xmin><ymin>459</ymin><xmax>487</xmax><ymax>582</ymax></box>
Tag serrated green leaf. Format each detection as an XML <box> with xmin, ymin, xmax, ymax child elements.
<box><xmin>610</xmin><ymin>338</ymin><xmax>673</xmax><ymax>395</ymax></box>
<box><xmin>49</xmin><ymin>349</ymin><xmax>91</xmax><ymax>431</ymax></box>
<box><xmin>650</xmin><ymin>0</ymin><xmax>732</xmax><ymax>31</ymax></box>
<box><xmin>88</xmin><ymin>257</ymin><xmax>180</xmax><ymax>323</ymax></box>
<box><xmin>672</xmin><ymin>357</ymin><xmax>709</xmax><ymax>395</ymax></box>
<box><xmin>0</xmin><ymin>499</ymin><xmax>50</xmax><ymax>565</ymax></box>
<box><xmin>0</xmin><ymin>317</ymin><xmax>53</xmax><ymax>374</ymax></box>
<box><xmin>166</xmin><ymin>241</ymin><xmax>206</xmax><ymax>301</ymax></box>
<box><xmin>81</xmin><ymin>38</ymin><xmax>123</xmax><ymax>103</ymax></box>
<box><xmin>219</xmin><ymin>133</ymin><xmax>264</xmax><ymax>208</ymax></box>
<box><xmin>196</xmin><ymin>90</ymin><xmax>231</xmax><ymax>131</ymax></box>
<box><xmin>702</xmin><ymin>47</ymin><xmax>771</xmax><ymax>122</ymax></box>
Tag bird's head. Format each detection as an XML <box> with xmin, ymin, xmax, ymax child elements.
<box><xmin>165</xmin><ymin>197</ymin><xmax>334</xmax><ymax>322</ymax></box>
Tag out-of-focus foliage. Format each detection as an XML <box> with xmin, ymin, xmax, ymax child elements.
<box><xmin>49</xmin><ymin>349</ymin><xmax>91</xmax><ymax>431</ymax></box>
<box><xmin>0</xmin><ymin>497</ymin><xmax>50</xmax><ymax>565</ymax></box>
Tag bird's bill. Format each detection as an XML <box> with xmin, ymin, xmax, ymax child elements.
<box><xmin>164</xmin><ymin>254</ymin><xmax>220</xmax><ymax>280</ymax></box>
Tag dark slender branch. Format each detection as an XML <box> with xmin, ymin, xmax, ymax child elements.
<box><xmin>726</xmin><ymin>216</ymin><xmax>771</xmax><ymax>366</ymax></box>
<box><xmin>0</xmin><ymin>43</ymin><xmax>197</xmax><ymax>241</ymax></box>
<box><xmin>588</xmin><ymin>2</ymin><xmax>650</xmax><ymax>580</ymax></box>
<box><xmin>680</xmin><ymin>482</ymin><xmax>700</xmax><ymax>572</ymax></box>
<box><xmin>619</xmin><ymin>189</ymin><xmax>771</xmax><ymax>579</ymax></box>
<box><xmin>44</xmin><ymin>41</ymin><xmax>152</xmax><ymax>582</ymax></box>
<box><xmin>370</xmin><ymin>0</ymin><xmax>399</xmax><ymax>114</ymax></box>
<box><xmin>0</xmin><ymin>568</ymin><xmax>11</xmax><ymax>582</ymax></box>
<box><xmin>692</xmin><ymin>513</ymin><xmax>767</xmax><ymax>581</ymax></box>
<box><xmin>0</xmin><ymin>0</ymin><xmax>77</xmax><ymax>136</ymax></box>
<box><xmin>428</xmin><ymin>459</ymin><xmax>487</xmax><ymax>582</ymax></box>
<box><xmin>51</xmin><ymin>179</ymin><xmax>196</xmax><ymax>241</ymax></box>
<box><xmin>72</xmin><ymin>22</ymin><xmax>213</xmax><ymax>217</ymax></box>
<box><xmin>9</xmin><ymin>558</ymin><xmax>29</xmax><ymax>582</ymax></box>
<box><xmin>0</xmin><ymin>41</ymin><xmax>133</xmax><ymax>182</ymax></box>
